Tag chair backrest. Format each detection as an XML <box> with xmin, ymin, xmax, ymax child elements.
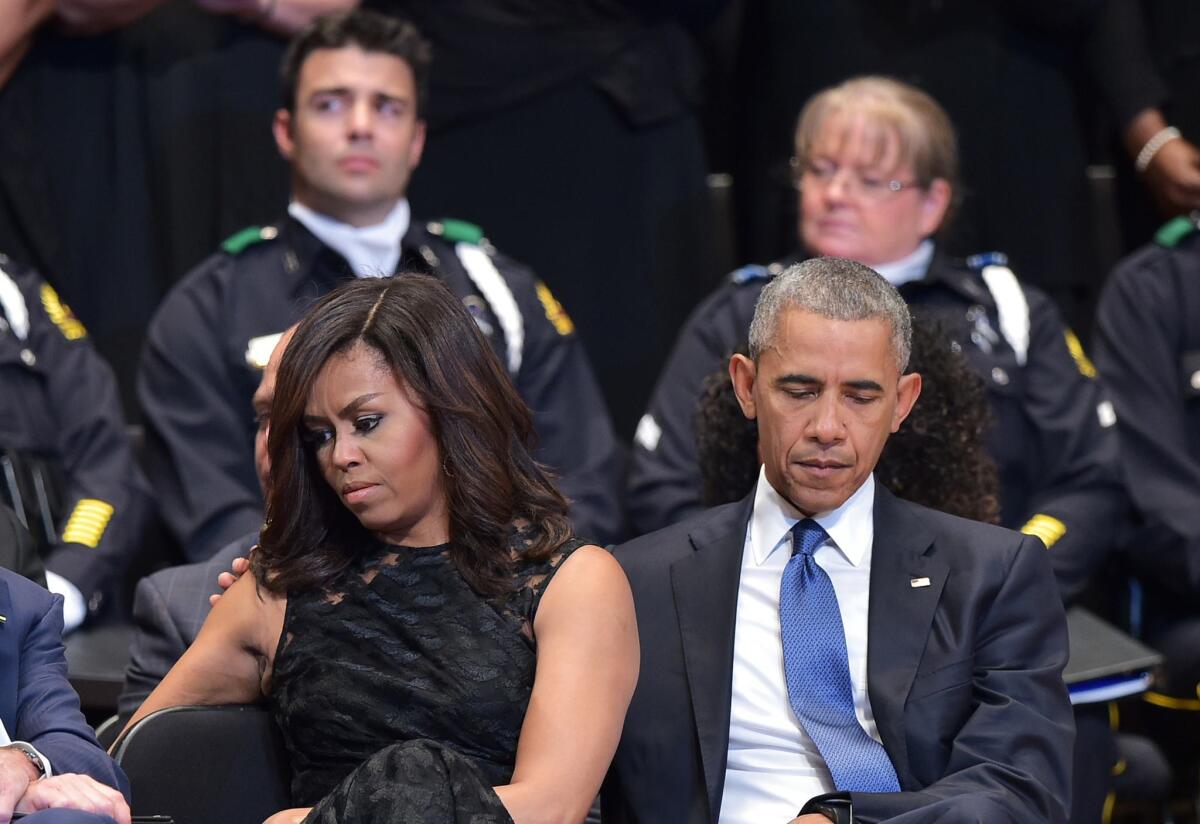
<box><xmin>112</xmin><ymin>704</ymin><xmax>292</xmax><ymax>824</ymax></box>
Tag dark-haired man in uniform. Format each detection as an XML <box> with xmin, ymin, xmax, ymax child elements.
<box><xmin>139</xmin><ymin>10</ymin><xmax>621</xmax><ymax>562</ymax></box>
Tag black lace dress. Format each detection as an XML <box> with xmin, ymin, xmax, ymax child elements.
<box><xmin>267</xmin><ymin>528</ymin><xmax>585</xmax><ymax>824</ymax></box>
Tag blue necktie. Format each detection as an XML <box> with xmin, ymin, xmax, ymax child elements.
<box><xmin>779</xmin><ymin>519</ymin><xmax>901</xmax><ymax>793</ymax></box>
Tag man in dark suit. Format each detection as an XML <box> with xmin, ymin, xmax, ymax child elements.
<box><xmin>0</xmin><ymin>509</ymin><xmax>131</xmax><ymax>823</ymax></box>
<box><xmin>604</xmin><ymin>257</ymin><xmax>1074</xmax><ymax>823</ymax></box>
<box><xmin>118</xmin><ymin>326</ymin><xmax>294</xmax><ymax>718</ymax></box>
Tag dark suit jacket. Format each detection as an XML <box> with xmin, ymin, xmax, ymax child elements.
<box><xmin>0</xmin><ymin>567</ymin><xmax>128</xmax><ymax>795</ymax></box>
<box><xmin>604</xmin><ymin>485</ymin><xmax>1073</xmax><ymax>823</ymax></box>
<box><xmin>118</xmin><ymin>534</ymin><xmax>254</xmax><ymax>718</ymax></box>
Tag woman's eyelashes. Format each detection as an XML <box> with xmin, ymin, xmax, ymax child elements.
<box><xmin>302</xmin><ymin>426</ymin><xmax>333</xmax><ymax>448</ymax></box>
<box><xmin>302</xmin><ymin>415</ymin><xmax>383</xmax><ymax>449</ymax></box>
<box><xmin>353</xmin><ymin>414</ymin><xmax>382</xmax><ymax>435</ymax></box>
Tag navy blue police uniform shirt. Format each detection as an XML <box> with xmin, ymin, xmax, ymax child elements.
<box><xmin>139</xmin><ymin>216</ymin><xmax>622</xmax><ymax>561</ymax></box>
<box><xmin>1095</xmin><ymin>216</ymin><xmax>1200</xmax><ymax>601</ymax></box>
<box><xmin>0</xmin><ymin>254</ymin><xmax>149</xmax><ymax>613</ymax></box>
<box><xmin>628</xmin><ymin>249</ymin><xmax>1125</xmax><ymax>603</ymax></box>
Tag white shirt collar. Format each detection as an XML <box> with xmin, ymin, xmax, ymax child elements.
<box><xmin>288</xmin><ymin>198</ymin><xmax>411</xmax><ymax>279</ymax></box>
<box><xmin>872</xmin><ymin>239</ymin><xmax>934</xmax><ymax>288</ymax></box>
<box><xmin>749</xmin><ymin>467</ymin><xmax>875</xmax><ymax>569</ymax></box>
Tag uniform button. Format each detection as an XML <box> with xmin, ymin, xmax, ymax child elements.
<box><xmin>1192</xmin><ymin>370</ymin><xmax>1200</xmax><ymax>391</ymax></box>
<box><xmin>260</xmin><ymin>226</ymin><xmax>279</xmax><ymax>241</ymax></box>
<box><xmin>970</xmin><ymin>331</ymin><xmax>984</xmax><ymax>347</ymax></box>
<box><xmin>20</xmin><ymin>349</ymin><xmax>35</xmax><ymax>367</ymax></box>
<box><xmin>966</xmin><ymin>305</ymin><xmax>985</xmax><ymax>322</ymax></box>
<box><xmin>991</xmin><ymin>367</ymin><xmax>1009</xmax><ymax>385</ymax></box>
<box><xmin>949</xmin><ymin>340</ymin><xmax>962</xmax><ymax>354</ymax></box>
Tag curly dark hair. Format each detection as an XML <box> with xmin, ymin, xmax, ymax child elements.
<box><xmin>255</xmin><ymin>275</ymin><xmax>573</xmax><ymax>596</ymax></box>
<box><xmin>697</xmin><ymin>319</ymin><xmax>1000</xmax><ymax>523</ymax></box>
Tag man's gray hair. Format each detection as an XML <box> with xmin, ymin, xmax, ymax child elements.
<box><xmin>748</xmin><ymin>257</ymin><xmax>912</xmax><ymax>371</ymax></box>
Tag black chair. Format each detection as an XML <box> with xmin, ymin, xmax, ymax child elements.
<box><xmin>112</xmin><ymin>704</ymin><xmax>291</xmax><ymax>824</ymax></box>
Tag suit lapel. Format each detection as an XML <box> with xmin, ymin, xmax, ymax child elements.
<box><xmin>670</xmin><ymin>495</ymin><xmax>753</xmax><ymax>824</ymax></box>
<box><xmin>866</xmin><ymin>486</ymin><xmax>947</xmax><ymax>785</ymax></box>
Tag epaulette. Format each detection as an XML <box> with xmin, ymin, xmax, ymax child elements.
<box><xmin>221</xmin><ymin>225</ymin><xmax>278</xmax><ymax>255</ymax></box>
<box><xmin>427</xmin><ymin>218</ymin><xmax>484</xmax><ymax>245</ymax></box>
<box><xmin>729</xmin><ymin>263</ymin><xmax>783</xmax><ymax>286</ymax></box>
<box><xmin>1153</xmin><ymin>215</ymin><xmax>1199</xmax><ymax>248</ymax></box>
<box><xmin>964</xmin><ymin>251</ymin><xmax>1009</xmax><ymax>270</ymax></box>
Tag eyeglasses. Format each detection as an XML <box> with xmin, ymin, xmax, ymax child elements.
<box><xmin>790</xmin><ymin>157</ymin><xmax>919</xmax><ymax>201</ymax></box>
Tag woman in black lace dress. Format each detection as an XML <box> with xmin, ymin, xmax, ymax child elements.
<box><xmin>127</xmin><ymin>275</ymin><xmax>639</xmax><ymax>824</ymax></box>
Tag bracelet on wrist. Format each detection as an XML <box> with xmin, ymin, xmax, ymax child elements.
<box><xmin>1136</xmin><ymin>126</ymin><xmax>1182</xmax><ymax>173</ymax></box>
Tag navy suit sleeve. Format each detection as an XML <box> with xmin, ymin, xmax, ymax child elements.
<box><xmin>507</xmin><ymin>273</ymin><xmax>623</xmax><ymax>544</ymax></box>
<box><xmin>626</xmin><ymin>282</ymin><xmax>757</xmax><ymax>534</ymax></box>
<box><xmin>848</xmin><ymin>536</ymin><xmax>1073</xmax><ymax>823</ymax></box>
<box><xmin>118</xmin><ymin>574</ymin><xmax>186</xmax><ymax>721</ymax></box>
<box><xmin>1015</xmin><ymin>288</ymin><xmax>1126</xmax><ymax>604</ymax></box>
<box><xmin>16</xmin><ymin>587</ymin><xmax>129</xmax><ymax>797</ymax></box>
<box><xmin>137</xmin><ymin>259</ymin><xmax>264</xmax><ymax>561</ymax></box>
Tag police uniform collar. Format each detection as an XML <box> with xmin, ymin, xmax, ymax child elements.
<box><xmin>911</xmin><ymin>247</ymin><xmax>996</xmax><ymax>306</ymax></box>
<box><xmin>278</xmin><ymin>216</ymin><xmax>355</xmax><ymax>288</ymax></box>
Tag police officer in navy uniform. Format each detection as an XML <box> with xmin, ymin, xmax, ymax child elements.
<box><xmin>0</xmin><ymin>254</ymin><xmax>149</xmax><ymax>629</ymax></box>
<box><xmin>139</xmin><ymin>11</ymin><xmax>622</xmax><ymax>562</ymax></box>
<box><xmin>1095</xmin><ymin>214</ymin><xmax>1200</xmax><ymax>768</ymax></box>
<box><xmin>630</xmin><ymin>77</ymin><xmax>1124</xmax><ymax>604</ymax></box>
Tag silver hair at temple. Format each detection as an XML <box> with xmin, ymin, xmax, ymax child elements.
<box><xmin>747</xmin><ymin>257</ymin><xmax>913</xmax><ymax>371</ymax></box>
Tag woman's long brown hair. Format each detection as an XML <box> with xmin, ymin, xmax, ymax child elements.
<box><xmin>254</xmin><ymin>275</ymin><xmax>573</xmax><ymax>595</ymax></box>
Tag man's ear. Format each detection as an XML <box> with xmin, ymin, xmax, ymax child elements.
<box><xmin>273</xmin><ymin>109</ymin><xmax>295</xmax><ymax>162</ymax></box>
<box><xmin>729</xmin><ymin>353</ymin><xmax>758</xmax><ymax>420</ymax></box>
<box><xmin>890</xmin><ymin>371</ymin><xmax>922</xmax><ymax>433</ymax></box>
<box><xmin>409</xmin><ymin>119</ymin><xmax>428</xmax><ymax>170</ymax></box>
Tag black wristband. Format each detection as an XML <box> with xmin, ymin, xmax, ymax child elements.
<box><xmin>800</xmin><ymin>791</ymin><xmax>854</xmax><ymax>824</ymax></box>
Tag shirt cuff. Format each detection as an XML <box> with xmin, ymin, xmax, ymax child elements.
<box><xmin>6</xmin><ymin>741</ymin><xmax>52</xmax><ymax>778</ymax></box>
<box><xmin>45</xmin><ymin>571</ymin><xmax>86</xmax><ymax>632</ymax></box>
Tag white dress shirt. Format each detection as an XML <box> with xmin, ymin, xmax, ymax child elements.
<box><xmin>873</xmin><ymin>239</ymin><xmax>934</xmax><ymax>288</ymax></box>
<box><xmin>719</xmin><ymin>469</ymin><xmax>884</xmax><ymax>824</ymax></box>
<box><xmin>288</xmin><ymin>198</ymin><xmax>411</xmax><ymax>279</ymax></box>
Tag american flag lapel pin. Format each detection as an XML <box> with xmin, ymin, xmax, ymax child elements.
<box><xmin>910</xmin><ymin>577</ymin><xmax>931</xmax><ymax>588</ymax></box>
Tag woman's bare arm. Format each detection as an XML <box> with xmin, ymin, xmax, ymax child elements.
<box><xmin>493</xmin><ymin>546</ymin><xmax>639</xmax><ymax>824</ymax></box>
<box><xmin>54</xmin><ymin>0</ymin><xmax>169</xmax><ymax>35</ymax></box>
<box><xmin>0</xmin><ymin>0</ymin><xmax>53</xmax><ymax>88</ymax></box>
<box><xmin>193</xmin><ymin>0</ymin><xmax>358</xmax><ymax>37</ymax></box>
<box><xmin>118</xmin><ymin>569</ymin><xmax>285</xmax><ymax>740</ymax></box>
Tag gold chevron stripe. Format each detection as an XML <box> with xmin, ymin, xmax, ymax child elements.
<box><xmin>60</xmin><ymin>499</ymin><xmax>113</xmax><ymax>548</ymax></box>
<box><xmin>1020</xmin><ymin>514</ymin><xmax>1067</xmax><ymax>548</ymax></box>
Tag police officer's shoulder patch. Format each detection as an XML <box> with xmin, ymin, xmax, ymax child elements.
<box><xmin>1154</xmin><ymin>215</ymin><xmax>1198</xmax><ymax>248</ymax></box>
<box><xmin>221</xmin><ymin>225</ymin><xmax>278</xmax><ymax>255</ymax></box>
<box><xmin>428</xmin><ymin>218</ymin><xmax>485</xmax><ymax>245</ymax></box>
<box><xmin>536</xmin><ymin>281</ymin><xmax>574</xmax><ymax>336</ymax></box>
<box><xmin>40</xmin><ymin>283</ymin><xmax>86</xmax><ymax>340</ymax></box>
<box><xmin>729</xmin><ymin>264</ymin><xmax>773</xmax><ymax>286</ymax></box>
<box><xmin>964</xmin><ymin>251</ymin><xmax>1010</xmax><ymax>270</ymax></box>
<box><xmin>1064</xmin><ymin>328</ymin><xmax>1097</xmax><ymax>378</ymax></box>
